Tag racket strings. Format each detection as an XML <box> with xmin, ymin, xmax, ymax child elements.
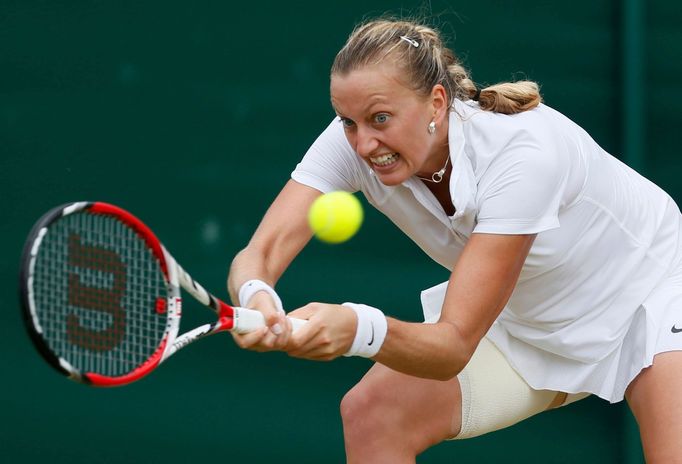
<box><xmin>33</xmin><ymin>212</ymin><xmax>168</xmax><ymax>377</ymax></box>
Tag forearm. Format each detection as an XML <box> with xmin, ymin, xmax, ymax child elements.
<box><xmin>371</xmin><ymin>234</ymin><xmax>535</xmax><ymax>380</ymax></box>
<box><xmin>227</xmin><ymin>233</ymin><xmax>309</xmax><ymax>306</ymax></box>
<box><xmin>227</xmin><ymin>180</ymin><xmax>320</xmax><ymax>305</ymax></box>
<box><xmin>373</xmin><ymin>318</ymin><xmax>472</xmax><ymax>381</ymax></box>
<box><xmin>227</xmin><ymin>247</ymin><xmax>275</xmax><ymax>304</ymax></box>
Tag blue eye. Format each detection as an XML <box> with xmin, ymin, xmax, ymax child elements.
<box><xmin>339</xmin><ymin>117</ymin><xmax>355</xmax><ymax>128</ymax></box>
<box><xmin>374</xmin><ymin>113</ymin><xmax>390</xmax><ymax>124</ymax></box>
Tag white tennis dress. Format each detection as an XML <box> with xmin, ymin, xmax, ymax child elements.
<box><xmin>291</xmin><ymin>100</ymin><xmax>682</xmax><ymax>403</ymax></box>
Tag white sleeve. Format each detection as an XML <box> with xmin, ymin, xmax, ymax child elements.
<box><xmin>473</xmin><ymin>132</ymin><xmax>567</xmax><ymax>235</ymax></box>
<box><xmin>291</xmin><ymin>118</ymin><xmax>364</xmax><ymax>193</ymax></box>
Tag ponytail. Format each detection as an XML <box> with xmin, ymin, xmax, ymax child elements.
<box><xmin>475</xmin><ymin>81</ymin><xmax>542</xmax><ymax>114</ymax></box>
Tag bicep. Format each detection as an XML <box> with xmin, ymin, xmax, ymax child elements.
<box><xmin>440</xmin><ymin>233</ymin><xmax>536</xmax><ymax>356</ymax></box>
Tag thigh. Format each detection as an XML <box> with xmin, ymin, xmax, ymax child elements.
<box><xmin>347</xmin><ymin>361</ymin><xmax>463</xmax><ymax>446</ymax></box>
<box><xmin>453</xmin><ymin>337</ymin><xmax>588</xmax><ymax>439</ymax></box>
<box><xmin>626</xmin><ymin>350</ymin><xmax>682</xmax><ymax>463</ymax></box>
<box><xmin>347</xmin><ymin>338</ymin><xmax>587</xmax><ymax>445</ymax></box>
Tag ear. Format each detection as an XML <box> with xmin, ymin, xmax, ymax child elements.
<box><xmin>430</xmin><ymin>84</ymin><xmax>449</xmax><ymax>124</ymax></box>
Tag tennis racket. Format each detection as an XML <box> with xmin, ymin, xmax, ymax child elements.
<box><xmin>20</xmin><ymin>201</ymin><xmax>305</xmax><ymax>387</ymax></box>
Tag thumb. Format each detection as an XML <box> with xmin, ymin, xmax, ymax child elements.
<box><xmin>287</xmin><ymin>304</ymin><xmax>320</xmax><ymax>321</ymax></box>
<box><xmin>244</xmin><ymin>292</ymin><xmax>284</xmax><ymax>335</ymax></box>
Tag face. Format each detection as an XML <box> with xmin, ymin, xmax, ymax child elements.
<box><xmin>330</xmin><ymin>62</ymin><xmax>449</xmax><ymax>186</ymax></box>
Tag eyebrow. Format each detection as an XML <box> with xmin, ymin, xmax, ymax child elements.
<box><xmin>363</xmin><ymin>94</ymin><xmax>390</xmax><ymax>110</ymax></box>
<box><xmin>331</xmin><ymin>94</ymin><xmax>391</xmax><ymax>119</ymax></box>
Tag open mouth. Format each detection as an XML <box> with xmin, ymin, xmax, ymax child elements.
<box><xmin>370</xmin><ymin>153</ymin><xmax>400</xmax><ymax>167</ymax></box>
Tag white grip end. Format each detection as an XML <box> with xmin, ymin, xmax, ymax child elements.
<box><xmin>232</xmin><ymin>307</ymin><xmax>266</xmax><ymax>334</ymax></box>
<box><xmin>232</xmin><ymin>307</ymin><xmax>307</xmax><ymax>334</ymax></box>
<box><xmin>290</xmin><ymin>318</ymin><xmax>307</xmax><ymax>332</ymax></box>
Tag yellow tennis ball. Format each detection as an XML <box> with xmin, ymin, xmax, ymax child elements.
<box><xmin>308</xmin><ymin>191</ymin><xmax>364</xmax><ymax>244</ymax></box>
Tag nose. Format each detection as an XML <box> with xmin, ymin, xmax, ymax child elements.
<box><xmin>354</xmin><ymin>125</ymin><xmax>380</xmax><ymax>158</ymax></box>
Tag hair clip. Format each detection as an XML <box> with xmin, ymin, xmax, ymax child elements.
<box><xmin>399</xmin><ymin>36</ymin><xmax>419</xmax><ymax>48</ymax></box>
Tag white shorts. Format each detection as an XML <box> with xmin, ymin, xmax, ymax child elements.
<box><xmin>453</xmin><ymin>337</ymin><xmax>590</xmax><ymax>439</ymax></box>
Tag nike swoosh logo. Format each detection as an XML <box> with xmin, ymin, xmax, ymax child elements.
<box><xmin>672</xmin><ymin>325</ymin><xmax>682</xmax><ymax>334</ymax></box>
<box><xmin>368</xmin><ymin>322</ymin><xmax>375</xmax><ymax>346</ymax></box>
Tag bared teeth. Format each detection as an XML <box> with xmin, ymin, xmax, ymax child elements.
<box><xmin>371</xmin><ymin>153</ymin><xmax>399</xmax><ymax>166</ymax></box>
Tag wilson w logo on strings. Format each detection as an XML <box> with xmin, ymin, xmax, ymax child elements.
<box><xmin>66</xmin><ymin>233</ymin><xmax>127</xmax><ymax>351</ymax></box>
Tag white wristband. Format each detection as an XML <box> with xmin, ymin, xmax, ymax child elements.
<box><xmin>342</xmin><ymin>302</ymin><xmax>388</xmax><ymax>358</ymax></box>
<box><xmin>238</xmin><ymin>279</ymin><xmax>284</xmax><ymax>314</ymax></box>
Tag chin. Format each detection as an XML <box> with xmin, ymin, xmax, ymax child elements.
<box><xmin>376</xmin><ymin>172</ymin><xmax>409</xmax><ymax>186</ymax></box>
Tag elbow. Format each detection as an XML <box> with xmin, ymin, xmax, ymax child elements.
<box><xmin>433</xmin><ymin>321</ymin><xmax>476</xmax><ymax>381</ymax></box>
<box><xmin>229</xmin><ymin>247</ymin><xmax>248</xmax><ymax>269</ymax></box>
<box><xmin>229</xmin><ymin>246</ymin><xmax>267</xmax><ymax>275</ymax></box>
<box><xmin>433</xmin><ymin>369</ymin><xmax>458</xmax><ymax>382</ymax></box>
<box><xmin>433</xmin><ymin>353</ymin><xmax>469</xmax><ymax>381</ymax></box>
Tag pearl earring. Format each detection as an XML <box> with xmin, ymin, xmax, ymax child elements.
<box><xmin>428</xmin><ymin>121</ymin><xmax>436</xmax><ymax>134</ymax></box>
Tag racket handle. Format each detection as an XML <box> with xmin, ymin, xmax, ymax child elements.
<box><xmin>289</xmin><ymin>317</ymin><xmax>307</xmax><ymax>332</ymax></box>
<box><xmin>232</xmin><ymin>307</ymin><xmax>307</xmax><ymax>334</ymax></box>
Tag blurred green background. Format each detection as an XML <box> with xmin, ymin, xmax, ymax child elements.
<box><xmin>2</xmin><ymin>1</ymin><xmax>679</xmax><ymax>462</ymax></box>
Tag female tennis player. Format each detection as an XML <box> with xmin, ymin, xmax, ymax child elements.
<box><xmin>227</xmin><ymin>18</ymin><xmax>682</xmax><ymax>463</ymax></box>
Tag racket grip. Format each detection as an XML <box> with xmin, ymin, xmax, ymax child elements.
<box><xmin>289</xmin><ymin>317</ymin><xmax>307</xmax><ymax>332</ymax></box>
<box><xmin>232</xmin><ymin>307</ymin><xmax>307</xmax><ymax>334</ymax></box>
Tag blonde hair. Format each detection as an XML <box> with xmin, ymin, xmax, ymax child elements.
<box><xmin>331</xmin><ymin>19</ymin><xmax>542</xmax><ymax>115</ymax></box>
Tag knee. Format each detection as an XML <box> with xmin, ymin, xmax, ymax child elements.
<box><xmin>340</xmin><ymin>381</ymin><xmax>391</xmax><ymax>436</ymax></box>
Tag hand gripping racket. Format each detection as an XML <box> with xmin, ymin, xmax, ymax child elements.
<box><xmin>20</xmin><ymin>202</ymin><xmax>305</xmax><ymax>387</ymax></box>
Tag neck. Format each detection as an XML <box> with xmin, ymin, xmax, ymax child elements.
<box><xmin>421</xmin><ymin>164</ymin><xmax>455</xmax><ymax>215</ymax></box>
<box><xmin>417</xmin><ymin>149</ymin><xmax>450</xmax><ymax>183</ymax></box>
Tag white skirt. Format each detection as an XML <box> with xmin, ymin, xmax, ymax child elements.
<box><xmin>421</xmin><ymin>261</ymin><xmax>682</xmax><ymax>403</ymax></box>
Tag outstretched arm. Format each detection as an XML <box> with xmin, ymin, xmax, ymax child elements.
<box><xmin>227</xmin><ymin>179</ymin><xmax>321</xmax><ymax>349</ymax></box>
<box><xmin>287</xmin><ymin>233</ymin><xmax>535</xmax><ymax>380</ymax></box>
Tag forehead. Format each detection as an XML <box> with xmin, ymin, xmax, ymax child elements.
<box><xmin>330</xmin><ymin>63</ymin><xmax>416</xmax><ymax>110</ymax></box>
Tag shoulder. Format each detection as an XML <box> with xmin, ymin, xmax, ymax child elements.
<box><xmin>302</xmin><ymin>117</ymin><xmax>365</xmax><ymax>170</ymax></box>
<box><xmin>452</xmin><ymin>102</ymin><xmax>578</xmax><ymax>177</ymax></box>
<box><xmin>292</xmin><ymin>117</ymin><xmax>370</xmax><ymax>193</ymax></box>
<box><xmin>455</xmin><ymin>102</ymin><xmax>562</xmax><ymax>147</ymax></box>
<box><xmin>309</xmin><ymin>117</ymin><xmax>353</xmax><ymax>153</ymax></box>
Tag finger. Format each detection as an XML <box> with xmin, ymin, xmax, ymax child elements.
<box><xmin>287</xmin><ymin>331</ymin><xmax>337</xmax><ymax>360</ymax></box>
<box><xmin>286</xmin><ymin>318</ymin><xmax>322</xmax><ymax>354</ymax></box>
<box><xmin>240</xmin><ymin>330</ymin><xmax>280</xmax><ymax>352</ymax></box>
<box><xmin>269</xmin><ymin>313</ymin><xmax>287</xmax><ymax>337</ymax></box>
<box><xmin>261</xmin><ymin>308</ymin><xmax>283</xmax><ymax>334</ymax></box>
<box><xmin>257</xmin><ymin>329</ymin><xmax>281</xmax><ymax>351</ymax></box>
<box><xmin>287</xmin><ymin>304</ymin><xmax>319</xmax><ymax>321</ymax></box>
<box><xmin>245</xmin><ymin>292</ymin><xmax>282</xmax><ymax>329</ymax></box>
<box><xmin>231</xmin><ymin>326</ymin><xmax>269</xmax><ymax>350</ymax></box>
<box><xmin>272</xmin><ymin>313</ymin><xmax>292</xmax><ymax>349</ymax></box>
